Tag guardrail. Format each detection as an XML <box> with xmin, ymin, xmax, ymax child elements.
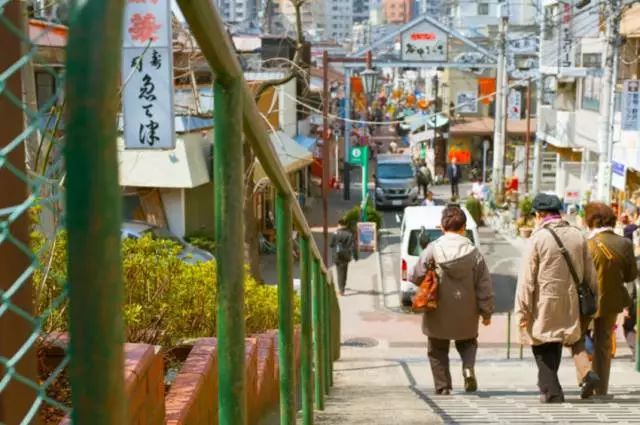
<box><xmin>63</xmin><ymin>1</ymin><xmax>340</xmax><ymax>425</ymax></box>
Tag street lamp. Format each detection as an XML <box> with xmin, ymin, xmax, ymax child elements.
<box><xmin>361</xmin><ymin>67</ymin><xmax>379</xmax><ymax>99</ymax></box>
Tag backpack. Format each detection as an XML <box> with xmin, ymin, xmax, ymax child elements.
<box><xmin>418</xmin><ymin>166</ymin><xmax>432</xmax><ymax>185</ymax></box>
<box><xmin>334</xmin><ymin>232</ymin><xmax>352</xmax><ymax>263</ymax></box>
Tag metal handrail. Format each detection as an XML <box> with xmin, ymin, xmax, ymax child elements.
<box><xmin>64</xmin><ymin>0</ymin><xmax>339</xmax><ymax>424</ymax></box>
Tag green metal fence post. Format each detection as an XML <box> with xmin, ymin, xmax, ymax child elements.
<box><xmin>65</xmin><ymin>0</ymin><xmax>127</xmax><ymax>422</ymax></box>
<box><xmin>214</xmin><ymin>78</ymin><xmax>246</xmax><ymax>425</ymax></box>
<box><xmin>300</xmin><ymin>237</ymin><xmax>313</xmax><ymax>424</ymax></box>
<box><xmin>322</xmin><ymin>274</ymin><xmax>330</xmax><ymax>395</ymax></box>
<box><xmin>276</xmin><ymin>192</ymin><xmax>295</xmax><ymax>424</ymax></box>
<box><xmin>312</xmin><ymin>259</ymin><xmax>325</xmax><ymax>410</ymax></box>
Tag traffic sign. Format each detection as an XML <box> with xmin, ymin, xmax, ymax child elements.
<box><xmin>349</xmin><ymin>146</ymin><xmax>368</xmax><ymax>166</ymax></box>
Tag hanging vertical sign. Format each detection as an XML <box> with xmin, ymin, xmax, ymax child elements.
<box><xmin>559</xmin><ymin>3</ymin><xmax>574</xmax><ymax>68</ymax></box>
<box><xmin>122</xmin><ymin>0</ymin><xmax>175</xmax><ymax>149</ymax></box>
<box><xmin>611</xmin><ymin>161</ymin><xmax>626</xmax><ymax>190</ymax></box>
<box><xmin>622</xmin><ymin>80</ymin><xmax>640</xmax><ymax>131</ymax></box>
<box><xmin>507</xmin><ymin>90</ymin><xmax>522</xmax><ymax>121</ymax></box>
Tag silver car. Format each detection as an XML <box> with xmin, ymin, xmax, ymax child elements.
<box><xmin>374</xmin><ymin>154</ymin><xmax>419</xmax><ymax>209</ymax></box>
<box><xmin>121</xmin><ymin>221</ymin><xmax>214</xmax><ymax>264</ymax></box>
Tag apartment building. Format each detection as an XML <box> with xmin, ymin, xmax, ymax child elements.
<box><xmin>353</xmin><ymin>0</ymin><xmax>371</xmax><ymax>23</ymax></box>
<box><xmin>276</xmin><ymin>0</ymin><xmax>326</xmax><ymax>39</ymax></box>
<box><xmin>324</xmin><ymin>0</ymin><xmax>354</xmax><ymax>41</ymax></box>
<box><xmin>217</xmin><ymin>0</ymin><xmax>258</xmax><ymax>25</ymax></box>
<box><xmin>383</xmin><ymin>0</ymin><xmax>412</xmax><ymax>24</ymax></box>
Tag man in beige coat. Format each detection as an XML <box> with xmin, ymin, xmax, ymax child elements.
<box><xmin>515</xmin><ymin>194</ymin><xmax>598</xmax><ymax>403</ymax></box>
<box><xmin>412</xmin><ymin>205</ymin><xmax>494</xmax><ymax>395</ymax></box>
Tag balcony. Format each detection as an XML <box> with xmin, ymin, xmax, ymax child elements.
<box><xmin>538</xmin><ymin>105</ymin><xmax>576</xmax><ymax>148</ymax></box>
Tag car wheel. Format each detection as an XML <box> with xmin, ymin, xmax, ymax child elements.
<box><xmin>401</xmin><ymin>292</ymin><xmax>413</xmax><ymax>307</ymax></box>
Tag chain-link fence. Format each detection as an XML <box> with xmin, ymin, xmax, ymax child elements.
<box><xmin>0</xmin><ymin>1</ymin><xmax>69</xmax><ymax>423</ymax></box>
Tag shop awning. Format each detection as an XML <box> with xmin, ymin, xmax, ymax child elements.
<box><xmin>294</xmin><ymin>135</ymin><xmax>317</xmax><ymax>151</ymax></box>
<box><xmin>254</xmin><ymin>131</ymin><xmax>314</xmax><ymax>182</ymax></box>
<box><xmin>449</xmin><ymin>117</ymin><xmax>537</xmax><ymax>136</ymax></box>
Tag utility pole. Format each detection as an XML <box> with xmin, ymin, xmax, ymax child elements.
<box><xmin>524</xmin><ymin>77</ymin><xmax>532</xmax><ymax>193</ymax></box>
<box><xmin>532</xmin><ymin>0</ymin><xmax>545</xmax><ymax>195</ymax></box>
<box><xmin>322</xmin><ymin>50</ymin><xmax>330</xmax><ymax>264</ymax></box>
<box><xmin>492</xmin><ymin>2</ymin><xmax>509</xmax><ymax>199</ymax></box>
<box><xmin>596</xmin><ymin>0</ymin><xmax>621</xmax><ymax>202</ymax></box>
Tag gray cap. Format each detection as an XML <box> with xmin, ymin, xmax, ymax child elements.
<box><xmin>532</xmin><ymin>193</ymin><xmax>563</xmax><ymax>212</ymax></box>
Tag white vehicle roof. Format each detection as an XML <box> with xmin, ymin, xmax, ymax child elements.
<box><xmin>402</xmin><ymin>205</ymin><xmax>478</xmax><ymax>230</ymax></box>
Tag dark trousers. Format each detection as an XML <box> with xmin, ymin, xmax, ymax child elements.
<box><xmin>451</xmin><ymin>181</ymin><xmax>459</xmax><ymax>199</ymax></box>
<box><xmin>419</xmin><ymin>182</ymin><xmax>429</xmax><ymax>197</ymax></box>
<box><xmin>427</xmin><ymin>337</ymin><xmax>477</xmax><ymax>391</ymax></box>
<box><xmin>592</xmin><ymin>314</ymin><xmax>617</xmax><ymax>395</ymax></box>
<box><xmin>532</xmin><ymin>343</ymin><xmax>564</xmax><ymax>401</ymax></box>
<box><xmin>336</xmin><ymin>261</ymin><xmax>349</xmax><ymax>293</ymax></box>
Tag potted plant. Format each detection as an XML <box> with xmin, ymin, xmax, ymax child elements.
<box><xmin>517</xmin><ymin>196</ymin><xmax>535</xmax><ymax>238</ymax></box>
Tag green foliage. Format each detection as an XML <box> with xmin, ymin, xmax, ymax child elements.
<box><xmin>342</xmin><ymin>200</ymin><xmax>382</xmax><ymax>233</ymax></box>
<box><xmin>519</xmin><ymin>196</ymin><xmax>534</xmax><ymax>217</ymax></box>
<box><xmin>32</xmin><ymin>230</ymin><xmax>293</xmax><ymax>348</ymax></box>
<box><xmin>464</xmin><ymin>197</ymin><xmax>483</xmax><ymax>226</ymax></box>
<box><xmin>185</xmin><ymin>234</ymin><xmax>215</xmax><ymax>254</ymax></box>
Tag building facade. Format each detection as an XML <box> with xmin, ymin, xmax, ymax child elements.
<box><xmin>383</xmin><ymin>0</ymin><xmax>412</xmax><ymax>24</ymax></box>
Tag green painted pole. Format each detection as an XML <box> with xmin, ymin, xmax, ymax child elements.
<box><xmin>65</xmin><ymin>0</ymin><xmax>126</xmax><ymax>422</ymax></box>
<box><xmin>300</xmin><ymin>237</ymin><xmax>313</xmax><ymax>424</ymax></box>
<box><xmin>322</xmin><ymin>274</ymin><xmax>330</xmax><ymax>395</ymax></box>
<box><xmin>214</xmin><ymin>79</ymin><xmax>246</xmax><ymax>425</ymax></box>
<box><xmin>361</xmin><ymin>146</ymin><xmax>369</xmax><ymax>222</ymax></box>
<box><xmin>312</xmin><ymin>259</ymin><xmax>325</xmax><ymax>410</ymax></box>
<box><xmin>276</xmin><ymin>192</ymin><xmax>295</xmax><ymax>424</ymax></box>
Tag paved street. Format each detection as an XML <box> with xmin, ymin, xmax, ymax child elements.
<box><xmin>316</xmin><ymin>187</ymin><xmax>640</xmax><ymax>424</ymax></box>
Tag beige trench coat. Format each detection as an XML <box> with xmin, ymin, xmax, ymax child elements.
<box><xmin>515</xmin><ymin>219</ymin><xmax>597</xmax><ymax>346</ymax></box>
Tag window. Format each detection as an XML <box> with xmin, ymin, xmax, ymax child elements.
<box><xmin>478</xmin><ymin>3</ymin><xmax>489</xmax><ymax>15</ymax></box>
<box><xmin>35</xmin><ymin>71</ymin><xmax>56</xmax><ymax>110</ymax></box>
<box><xmin>582</xmin><ymin>53</ymin><xmax>602</xmax><ymax>68</ymax></box>
<box><xmin>408</xmin><ymin>229</ymin><xmax>475</xmax><ymax>257</ymax></box>
<box><xmin>582</xmin><ymin>74</ymin><xmax>601</xmax><ymax>112</ymax></box>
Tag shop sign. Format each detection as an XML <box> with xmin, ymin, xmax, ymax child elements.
<box><xmin>507</xmin><ymin>90</ymin><xmax>522</xmax><ymax>121</ymax></box>
<box><xmin>400</xmin><ymin>21</ymin><xmax>447</xmax><ymax>62</ymax></box>
<box><xmin>357</xmin><ymin>222</ymin><xmax>377</xmax><ymax>253</ymax></box>
<box><xmin>456</xmin><ymin>91</ymin><xmax>478</xmax><ymax>114</ymax></box>
<box><xmin>564</xmin><ymin>189</ymin><xmax>581</xmax><ymax>204</ymax></box>
<box><xmin>611</xmin><ymin>161</ymin><xmax>626</xmax><ymax>190</ymax></box>
<box><xmin>122</xmin><ymin>0</ymin><xmax>175</xmax><ymax>150</ymax></box>
<box><xmin>622</xmin><ymin>80</ymin><xmax>640</xmax><ymax>131</ymax></box>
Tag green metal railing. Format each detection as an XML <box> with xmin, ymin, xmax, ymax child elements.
<box><xmin>1</xmin><ymin>0</ymin><xmax>339</xmax><ymax>424</ymax></box>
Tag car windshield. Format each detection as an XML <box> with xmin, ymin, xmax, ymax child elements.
<box><xmin>407</xmin><ymin>229</ymin><xmax>475</xmax><ymax>257</ymax></box>
<box><xmin>377</xmin><ymin>163</ymin><xmax>413</xmax><ymax>179</ymax></box>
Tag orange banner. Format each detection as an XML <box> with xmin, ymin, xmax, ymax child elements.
<box><xmin>478</xmin><ymin>78</ymin><xmax>496</xmax><ymax>105</ymax></box>
<box><xmin>351</xmin><ymin>76</ymin><xmax>363</xmax><ymax>95</ymax></box>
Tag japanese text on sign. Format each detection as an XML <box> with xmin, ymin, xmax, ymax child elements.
<box><xmin>401</xmin><ymin>21</ymin><xmax>447</xmax><ymax>62</ymax></box>
<box><xmin>622</xmin><ymin>80</ymin><xmax>640</xmax><ymax>131</ymax></box>
<box><xmin>122</xmin><ymin>0</ymin><xmax>175</xmax><ymax>149</ymax></box>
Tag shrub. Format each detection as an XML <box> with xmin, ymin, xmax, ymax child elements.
<box><xmin>465</xmin><ymin>196</ymin><xmax>483</xmax><ymax>226</ymax></box>
<box><xmin>519</xmin><ymin>196</ymin><xmax>534</xmax><ymax>217</ymax></box>
<box><xmin>32</xmin><ymin>231</ymin><xmax>294</xmax><ymax>348</ymax></box>
<box><xmin>185</xmin><ymin>234</ymin><xmax>215</xmax><ymax>254</ymax></box>
<box><xmin>342</xmin><ymin>200</ymin><xmax>382</xmax><ymax>234</ymax></box>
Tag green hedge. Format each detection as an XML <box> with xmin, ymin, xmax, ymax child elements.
<box><xmin>32</xmin><ymin>231</ymin><xmax>297</xmax><ymax>348</ymax></box>
<box><xmin>342</xmin><ymin>200</ymin><xmax>382</xmax><ymax>234</ymax></box>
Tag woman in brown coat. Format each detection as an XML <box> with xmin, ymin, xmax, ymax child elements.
<box><xmin>583</xmin><ymin>203</ymin><xmax>638</xmax><ymax>398</ymax></box>
<box><xmin>411</xmin><ymin>205</ymin><xmax>494</xmax><ymax>395</ymax></box>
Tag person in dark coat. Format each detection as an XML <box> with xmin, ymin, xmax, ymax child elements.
<box><xmin>330</xmin><ymin>218</ymin><xmax>356</xmax><ymax>296</ymax></box>
<box><xmin>447</xmin><ymin>157</ymin><xmax>461</xmax><ymax>200</ymax></box>
<box><xmin>411</xmin><ymin>206</ymin><xmax>494</xmax><ymax>395</ymax></box>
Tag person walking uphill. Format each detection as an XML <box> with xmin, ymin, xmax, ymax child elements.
<box><xmin>331</xmin><ymin>218</ymin><xmax>356</xmax><ymax>296</ymax></box>
<box><xmin>515</xmin><ymin>194</ymin><xmax>598</xmax><ymax>403</ymax></box>
<box><xmin>583</xmin><ymin>203</ymin><xmax>637</xmax><ymax>398</ymax></box>
<box><xmin>411</xmin><ymin>205</ymin><xmax>494</xmax><ymax>395</ymax></box>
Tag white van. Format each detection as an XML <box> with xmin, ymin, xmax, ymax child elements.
<box><xmin>399</xmin><ymin>205</ymin><xmax>480</xmax><ymax>307</ymax></box>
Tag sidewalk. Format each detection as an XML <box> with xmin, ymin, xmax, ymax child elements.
<box><xmin>316</xmin><ymin>237</ymin><xmax>640</xmax><ymax>425</ymax></box>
